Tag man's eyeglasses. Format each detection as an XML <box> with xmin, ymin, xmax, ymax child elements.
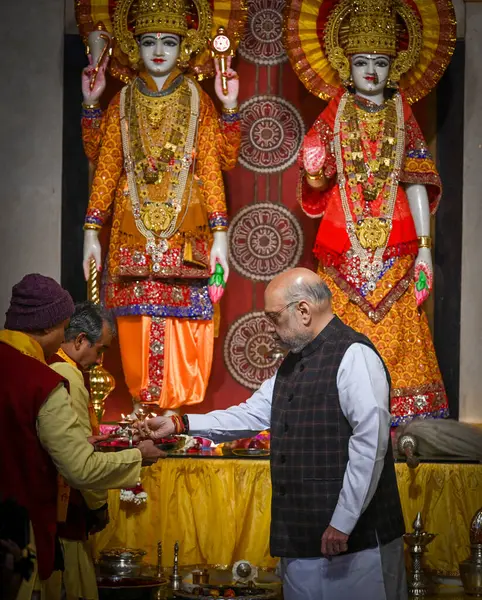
<box><xmin>265</xmin><ymin>301</ymin><xmax>298</xmax><ymax>324</ymax></box>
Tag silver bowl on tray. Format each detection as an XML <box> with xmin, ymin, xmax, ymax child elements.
<box><xmin>97</xmin><ymin>547</ymin><xmax>147</xmax><ymax>578</ymax></box>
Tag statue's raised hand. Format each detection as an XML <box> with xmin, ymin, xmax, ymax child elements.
<box><xmin>214</xmin><ymin>56</ymin><xmax>239</xmax><ymax>109</ymax></box>
<box><xmin>82</xmin><ymin>52</ymin><xmax>109</xmax><ymax>106</ymax></box>
<box><xmin>303</xmin><ymin>129</ymin><xmax>327</xmax><ymax>176</ymax></box>
<box><xmin>83</xmin><ymin>230</ymin><xmax>102</xmax><ymax>281</ymax></box>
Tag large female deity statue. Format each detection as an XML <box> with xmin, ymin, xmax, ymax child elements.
<box><xmin>285</xmin><ymin>0</ymin><xmax>456</xmax><ymax>423</ymax></box>
<box><xmin>80</xmin><ymin>0</ymin><xmax>240</xmax><ymax>412</ymax></box>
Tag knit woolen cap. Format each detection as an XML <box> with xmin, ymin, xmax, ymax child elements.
<box><xmin>4</xmin><ymin>274</ymin><xmax>75</xmax><ymax>332</ymax></box>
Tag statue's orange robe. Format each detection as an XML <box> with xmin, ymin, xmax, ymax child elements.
<box><xmin>83</xmin><ymin>73</ymin><xmax>240</xmax><ymax>409</ymax></box>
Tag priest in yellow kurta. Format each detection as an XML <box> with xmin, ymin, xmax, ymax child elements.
<box><xmin>48</xmin><ymin>301</ymin><xmax>116</xmax><ymax>600</ymax></box>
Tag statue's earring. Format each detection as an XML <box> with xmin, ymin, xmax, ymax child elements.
<box><xmin>343</xmin><ymin>74</ymin><xmax>354</xmax><ymax>89</ymax></box>
<box><xmin>176</xmin><ymin>57</ymin><xmax>189</xmax><ymax>70</ymax></box>
<box><xmin>386</xmin><ymin>78</ymin><xmax>399</xmax><ymax>90</ymax></box>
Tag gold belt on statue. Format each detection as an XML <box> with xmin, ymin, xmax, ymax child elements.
<box><xmin>355</xmin><ymin>217</ymin><xmax>391</xmax><ymax>250</ymax></box>
<box><xmin>141</xmin><ymin>202</ymin><xmax>177</xmax><ymax>234</ymax></box>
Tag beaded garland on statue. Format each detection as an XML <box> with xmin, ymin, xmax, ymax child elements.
<box><xmin>121</xmin><ymin>76</ymin><xmax>200</xmax><ymax>274</ymax></box>
<box><xmin>334</xmin><ymin>92</ymin><xmax>405</xmax><ymax>290</ymax></box>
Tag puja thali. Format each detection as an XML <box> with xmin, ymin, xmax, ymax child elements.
<box><xmin>231</xmin><ymin>449</ymin><xmax>269</xmax><ymax>457</ymax></box>
<box><xmin>172</xmin><ymin>562</ymin><xmax>281</xmax><ymax>599</ymax></box>
<box><xmin>95</xmin><ymin>436</ymin><xmax>182</xmax><ymax>452</ymax></box>
<box><xmin>174</xmin><ymin>585</ymin><xmax>277</xmax><ymax>599</ymax></box>
<box><xmin>95</xmin><ymin>429</ymin><xmax>271</xmax><ymax>459</ymax></box>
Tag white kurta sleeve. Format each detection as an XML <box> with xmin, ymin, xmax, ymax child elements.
<box><xmin>188</xmin><ymin>375</ymin><xmax>275</xmax><ymax>442</ymax></box>
<box><xmin>329</xmin><ymin>343</ymin><xmax>391</xmax><ymax>535</ymax></box>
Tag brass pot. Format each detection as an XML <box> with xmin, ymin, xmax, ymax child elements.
<box><xmin>460</xmin><ymin>508</ymin><xmax>482</xmax><ymax>596</ymax></box>
<box><xmin>98</xmin><ymin>548</ymin><xmax>147</xmax><ymax>578</ymax></box>
<box><xmin>460</xmin><ymin>545</ymin><xmax>482</xmax><ymax>596</ymax></box>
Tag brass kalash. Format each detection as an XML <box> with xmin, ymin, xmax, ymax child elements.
<box><xmin>87</xmin><ymin>258</ymin><xmax>115</xmax><ymax>421</ymax></box>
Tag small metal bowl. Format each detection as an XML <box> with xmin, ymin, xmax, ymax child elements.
<box><xmin>97</xmin><ymin>548</ymin><xmax>147</xmax><ymax>578</ymax></box>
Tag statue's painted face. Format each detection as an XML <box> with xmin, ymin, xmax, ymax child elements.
<box><xmin>139</xmin><ymin>33</ymin><xmax>181</xmax><ymax>77</ymax></box>
<box><xmin>350</xmin><ymin>54</ymin><xmax>390</xmax><ymax>96</ymax></box>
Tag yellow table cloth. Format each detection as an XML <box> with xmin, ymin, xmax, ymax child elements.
<box><xmin>91</xmin><ymin>459</ymin><xmax>482</xmax><ymax>576</ymax></box>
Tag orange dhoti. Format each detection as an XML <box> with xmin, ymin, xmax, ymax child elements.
<box><xmin>319</xmin><ymin>256</ymin><xmax>447</xmax><ymax>425</ymax></box>
<box><xmin>117</xmin><ymin>316</ymin><xmax>214</xmax><ymax>410</ymax></box>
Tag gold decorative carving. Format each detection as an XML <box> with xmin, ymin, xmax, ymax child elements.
<box><xmin>88</xmin><ymin>258</ymin><xmax>115</xmax><ymax>422</ymax></box>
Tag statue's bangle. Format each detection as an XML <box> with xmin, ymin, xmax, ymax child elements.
<box><xmin>82</xmin><ymin>102</ymin><xmax>100</xmax><ymax>109</ymax></box>
<box><xmin>83</xmin><ymin>223</ymin><xmax>102</xmax><ymax>231</ymax></box>
<box><xmin>222</xmin><ymin>105</ymin><xmax>239</xmax><ymax>115</ymax></box>
<box><xmin>418</xmin><ymin>236</ymin><xmax>432</xmax><ymax>249</ymax></box>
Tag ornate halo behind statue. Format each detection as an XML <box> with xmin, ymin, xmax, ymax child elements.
<box><xmin>75</xmin><ymin>0</ymin><xmax>247</xmax><ymax>83</ymax></box>
<box><xmin>283</xmin><ymin>0</ymin><xmax>456</xmax><ymax>103</ymax></box>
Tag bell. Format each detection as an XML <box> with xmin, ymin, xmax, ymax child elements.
<box><xmin>460</xmin><ymin>508</ymin><xmax>482</xmax><ymax>596</ymax></box>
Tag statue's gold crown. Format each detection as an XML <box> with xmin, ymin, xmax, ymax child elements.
<box><xmin>344</xmin><ymin>0</ymin><xmax>397</xmax><ymax>57</ymax></box>
<box><xmin>134</xmin><ymin>0</ymin><xmax>188</xmax><ymax>37</ymax></box>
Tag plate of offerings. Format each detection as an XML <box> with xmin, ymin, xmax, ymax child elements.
<box><xmin>219</xmin><ymin>432</ymin><xmax>270</xmax><ymax>458</ymax></box>
<box><xmin>174</xmin><ymin>584</ymin><xmax>277</xmax><ymax>599</ymax></box>
<box><xmin>95</xmin><ymin>435</ymin><xmax>181</xmax><ymax>452</ymax></box>
<box><xmin>231</xmin><ymin>449</ymin><xmax>270</xmax><ymax>457</ymax></box>
<box><xmin>174</xmin><ymin>561</ymin><xmax>281</xmax><ymax>599</ymax></box>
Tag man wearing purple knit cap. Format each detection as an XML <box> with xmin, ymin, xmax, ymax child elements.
<box><xmin>0</xmin><ymin>274</ymin><xmax>164</xmax><ymax>599</ymax></box>
<box><xmin>4</xmin><ymin>273</ymin><xmax>76</xmax><ymax>360</ymax></box>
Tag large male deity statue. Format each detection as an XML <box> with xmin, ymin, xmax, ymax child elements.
<box><xmin>286</xmin><ymin>0</ymin><xmax>456</xmax><ymax>423</ymax></box>
<box><xmin>80</xmin><ymin>0</ymin><xmax>240</xmax><ymax>412</ymax></box>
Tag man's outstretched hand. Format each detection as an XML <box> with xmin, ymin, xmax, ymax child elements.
<box><xmin>135</xmin><ymin>416</ymin><xmax>175</xmax><ymax>440</ymax></box>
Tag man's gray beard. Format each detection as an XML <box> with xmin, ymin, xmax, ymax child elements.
<box><xmin>284</xmin><ymin>333</ymin><xmax>312</xmax><ymax>354</ymax></box>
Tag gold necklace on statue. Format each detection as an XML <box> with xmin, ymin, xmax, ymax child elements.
<box><xmin>360</xmin><ymin>109</ymin><xmax>386</xmax><ymax>142</ymax></box>
<box><xmin>132</xmin><ymin>82</ymin><xmax>189</xmax><ymax>181</ymax></box>
<box><xmin>342</xmin><ymin>95</ymin><xmax>398</xmax><ymax>205</ymax></box>
<box><xmin>135</xmin><ymin>84</ymin><xmax>186</xmax><ymax>164</ymax></box>
<box><xmin>120</xmin><ymin>77</ymin><xmax>200</xmax><ymax>273</ymax></box>
<box><xmin>333</xmin><ymin>91</ymin><xmax>405</xmax><ymax>290</ymax></box>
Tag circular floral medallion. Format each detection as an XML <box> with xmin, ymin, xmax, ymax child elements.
<box><xmin>229</xmin><ymin>203</ymin><xmax>304</xmax><ymax>281</ymax></box>
<box><xmin>224</xmin><ymin>312</ymin><xmax>285</xmax><ymax>389</ymax></box>
<box><xmin>238</xmin><ymin>0</ymin><xmax>287</xmax><ymax>66</ymax></box>
<box><xmin>239</xmin><ymin>96</ymin><xmax>305</xmax><ymax>173</ymax></box>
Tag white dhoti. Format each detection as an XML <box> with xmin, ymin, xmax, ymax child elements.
<box><xmin>280</xmin><ymin>537</ymin><xmax>407</xmax><ymax>600</ymax></box>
